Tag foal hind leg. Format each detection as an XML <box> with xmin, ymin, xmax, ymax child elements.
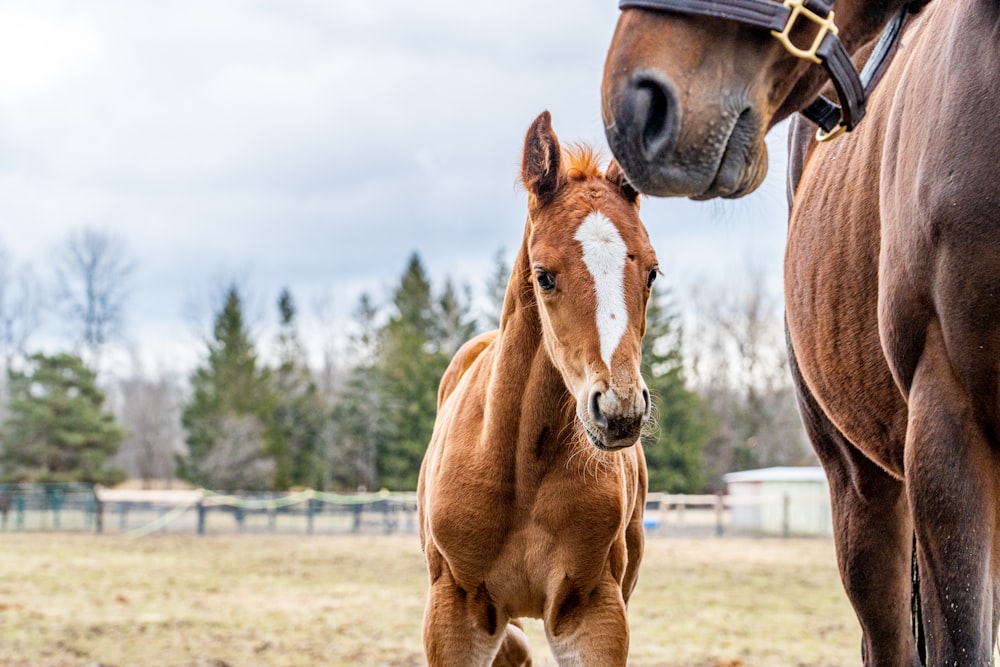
<box><xmin>905</xmin><ymin>324</ymin><xmax>998</xmax><ymax>665</ymax></box>
<box><xmin>789</xmin><ymin>345</ymin><xmax>919</xmax><ymax>665</ymax></box>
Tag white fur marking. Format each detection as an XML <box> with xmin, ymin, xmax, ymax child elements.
<box><xmin>575</xmin><ymin>211</ymin><xmax>628</xmax><ymax>368</ymax></box>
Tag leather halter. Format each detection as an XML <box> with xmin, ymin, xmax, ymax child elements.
<box><xmin>617</xmin><ymin>0</ymin><xmax>916</xmax><ymax>141</ymax></box>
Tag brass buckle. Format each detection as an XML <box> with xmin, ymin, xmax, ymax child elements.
<box><xmin>770</xmin><ymin>0</ymin><xmax>838</xmax><ymax>64</ymax></box>
<box><xmin>815</xmin><ymin>123</ymin><xmax>847</xmax><ymax>142</ymax></box>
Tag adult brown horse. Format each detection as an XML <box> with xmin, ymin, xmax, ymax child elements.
<box><xmin>418</xmin><ymin>111</ymin><xmax>656</xmax><ymax>666</ymax></box>
<box><xmin>602</xmin><ymin>0</ymin><xmax>1000</xmax><ymax>664</ymax></box>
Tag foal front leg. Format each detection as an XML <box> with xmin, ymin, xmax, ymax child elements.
<box><xmin>423</xmin><ymin>551</ymin><xmax>510</xmax><ymax>666</ymax></box>
<box><xmin>544</xmin><ymin>578</ymin><xmax>629</xmax><ymax>666</ymax></box>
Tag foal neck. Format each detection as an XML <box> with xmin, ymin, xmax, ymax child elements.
<box><xmin>487</xmin><ymin>228</ymin><xmax>576</xmax><ymax>459</ymax></box>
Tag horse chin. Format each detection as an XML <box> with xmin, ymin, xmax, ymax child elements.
<box><xmin>695</xmin><ymin>114</ymin><xmax>768</xmax><ymax>200</ymax></box>
<box><xmin>582</xmin><ymin>423</ymin><xmax>638</xmax><ymax>452</ymax></box>
<box><xmin>607</xmin><ymin>101</ymin><xmax>767</xmax><ymax>200</ymax></box>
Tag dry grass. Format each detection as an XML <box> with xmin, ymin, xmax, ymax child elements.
<box><xmin>0</xmin><ymin>533</ymin><xmax>862</xmax><ymax>666</ymax></box>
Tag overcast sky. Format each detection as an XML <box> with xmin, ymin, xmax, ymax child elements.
<box><xmin>0</xmin><ymin>1</ymin><xmax>791</xmax><ymax>375</ymax></box>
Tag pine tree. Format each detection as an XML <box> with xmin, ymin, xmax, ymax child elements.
<box><xmin>179</xmin><ymin>284</ymin><xmax>275</xmax><ymax>489</ymax></box>
<box><xmin>641</xmin><ymin>286</ymin><xmax>712</xmax><ymax>492</ymax></box>
<box><xmin>270</xmin><ymin>288</ymin><xmax>332</xmax><ymax>489</ymax></box>
<box><xmin>435</xmin><ymin>278</ymin><xmax>477</xmax><ymax>357</ymax></box>
<box><xmin>329</xmin><ymin>293</ymin><xmax>383</xmax><ymax>491</ymax></box>
<box><xmin>376</xmin><ymin>253</ymin><xmax>448</xmax><ymax>490</ymax></box>
<box><xmin>0</xmin><ymin>352</ymin><xmax>125</xmax><ymax>484</ymax></box>
<box><xmin>327</xmin><ymin>255</ymin><xmax>478</xmax><ymax>491</ymax></box>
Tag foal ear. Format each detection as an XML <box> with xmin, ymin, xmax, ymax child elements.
<box><xmin>606</xmin><ymin>159</ymin><xmax>640</xmax><ymax>206</ymax></box>
<box><xmin>521</xmin><ymin>111</ymin><xmax>563</xmax><ymax>204</ymax></box>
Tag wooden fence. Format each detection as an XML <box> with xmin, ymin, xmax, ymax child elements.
<box><xmin>0</xmin><ymin>484</ymin><xmax>832</xmax><ymax>538</ymax></box>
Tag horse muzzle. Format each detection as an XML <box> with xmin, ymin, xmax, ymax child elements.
<box><xmin>580</xmin><ymin>385</ymin><xmax>651</xmax><ymax>451</ymax></box>
<box><xmin>603</xmin><ymin>69</ymin><xmax>766</xmax><ymax>199</ymax></box>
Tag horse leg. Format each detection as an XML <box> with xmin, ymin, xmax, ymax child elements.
<box><xmin>423</xmin><ymin>548</ymin><xmax>513</xmax><ymax>667</ymax></box>
<box><xmin>789</xmin><ymin>338</ymin><xmax>919</xmax><ymax>665</ymax></box>
<box><xmin>905</xmin><ymin>323</ymin><xmax>997</xmax><ymax>665</ymax></box>
<box><xmin>544</xmin><ymin>578</ymin><xmax>629</xmax><ymax>666</ymax></box>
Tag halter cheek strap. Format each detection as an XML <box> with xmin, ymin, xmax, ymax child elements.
<box><xmin>617</xmin><ymin>0</ymin><xmax>916</xmax><ymax>141</ymax></box>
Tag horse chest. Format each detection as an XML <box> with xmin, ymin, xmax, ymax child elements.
<box><xmin>425</xmin><ymin>453</ymin><xmax>637</xmax><ymax>602</ymax></box>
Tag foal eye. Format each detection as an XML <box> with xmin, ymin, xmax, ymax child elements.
<box><xmin>534</xmin><ymin>269</ymin><xmax>556</xmax><ymax>292</ymax></box>
<box><xmin>646</xmin><ymin>267</ymin><xmax>659</xmax><ymax>288</ymax></box>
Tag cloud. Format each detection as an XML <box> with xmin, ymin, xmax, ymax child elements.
<box><xmin>0</xmin><ymin>1</ymin><xmax>790</xmax><ymax>373</ymax></box>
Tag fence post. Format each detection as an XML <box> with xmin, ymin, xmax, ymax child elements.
<box><xmin>15</xmin><ymin>492</ymin><xmax>25</xmax><ymax>530</ymax></box>
<box><xmin>94</xmin><ymin>498</ymin><xmax>104</xmax><ymax>534</ymax></box>
<box><xmin>306</xmin><ymin>498</ymin><xmax>316</xmax><ymax>535</ymax></box>
<box><xmin>782</xmin><ymin>493</ymin><xmax>791</xmax><ymax>538</ymax></box>
<box><xmin>51</xmin><ymin>487</ymin><xmax>63</xmax><ymax>529</ymax></box>
<box><xmin>197</xmin><ymin>501</ymin><xmax>206</xmax><ymax>535</ymax></box>
<box><xmin>352</xmin><ymin>503</ymin><xmax>362</xmax><ymax>532</ymax></box>
<box><xmin>715</xmin><ymin>493</ymin><xmax>725</xmax><ymax>537</ymax></box>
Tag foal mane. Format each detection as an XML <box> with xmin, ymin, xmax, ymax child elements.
<box><xmin>518</xmin><ymin>142</ymin><xmax>606</xmax><ymax>194</ymax></box>
<box><xmin>563</xmin><ymin>143</ymin><xmax>604</xmax><ymax>181</ymax></box>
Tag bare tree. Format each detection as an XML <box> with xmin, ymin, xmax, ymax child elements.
<box><xmin>482</xmin><ymin>246</ymin><xmax>510</xmax><ymax>330</ymax></box>
<box><xmin>311</xmin><ymin>287</ymin><xmax>343</xmax><ymax>398</ymax></box>
<box><xmin>686</xmin><ymin>263</ymin><xmax>814</xmax><ymax>487</ymax></box>
<box><xmin>0</xmin><ymin>246</ymin><xmax>44</xmax><ymax>423</ymax></box>
<box><xmin>54</xmin><ymin>227</ymin><xmax>134</xmax><ymax>370</ymax></box>
<box><xmin>115</xmin><ymin>371</ymin><xmax>185</xmax><ymax>488</ymax></box>
<box><xmin>0</xmin><ymin>246</ymin><xmax>43</xmax><ymax>371</ymax></box>
<box><xmin>200</xmin><ymin>414</ymin><xmax>275</xmax><ymax>491</ymax></box>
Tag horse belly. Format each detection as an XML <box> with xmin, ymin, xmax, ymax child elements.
<box><xmin>785</xmin><ymin>141</ymin><xmax>908</xmax><ymax>477</ymax></box>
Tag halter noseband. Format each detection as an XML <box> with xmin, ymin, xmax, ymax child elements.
<box><xmin>617</xmin><ymin>0</ymin><xmax>916</xmax><ymax>141</ymax></box>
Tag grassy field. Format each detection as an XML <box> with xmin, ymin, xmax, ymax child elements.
<box><xmin>0</xmin><ymin>533</ymin><xmax>863</xmax><ymax>666</ymax></box>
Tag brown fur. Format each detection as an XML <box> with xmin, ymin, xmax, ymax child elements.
<box><xmin>602</xmin><ymin>0</ymin><xmax>1000</xmax><ymax>664</ymax></box>
<box><xmin>417</xmin><ymin>111</ymin><xmax>656</xmax><ymax>666</ymax></box>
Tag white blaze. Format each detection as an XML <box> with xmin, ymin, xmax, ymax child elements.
<box><xmin>575</xmin><ymin>211</ymin><xmax>628</xmax><ymax>369</ymax></box>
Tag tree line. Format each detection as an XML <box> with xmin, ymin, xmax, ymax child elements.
<box><xmin>0</xmin><ymin>228</ymin><xmax>814</xmax><ymax>492</ymax></box>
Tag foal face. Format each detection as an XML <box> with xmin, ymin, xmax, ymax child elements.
<box><xmin>522</xmin><ymin>112</ymin><xmax>657</xmax><ymax>451</ymax></box>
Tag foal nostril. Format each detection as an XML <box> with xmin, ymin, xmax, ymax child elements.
<box><xmin>589</xmin><ymin>390</ymin><xmax>608</xmax><ymax>430</ymax></box>
<box><xmin>628</xmin><ymin>72</ymin><xmax>680</xmax><ymax>161</ymax></box>
<box><xmin>642</xmin><ymin>388</ymin><xmax>651</xmax><ymax>421</ymax></box>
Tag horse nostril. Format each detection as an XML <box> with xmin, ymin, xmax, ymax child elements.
<box><xmin>642</xmin><ymin>388</ymin><xmax>651</xmax><ymax>421</ymax></box>
<box><xmin>629</xmin><ymin>73</ymin><xmax>679</xmax><ymax>161</ymax></box>
<box><xmin>589</xmin><ymin>390</ymin><xmax>608</xmax><ymax>430</ymax></box>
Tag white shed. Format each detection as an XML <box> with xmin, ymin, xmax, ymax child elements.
<box><xmin>723</xmin><ymin>466</ymin><xmax>832</xmax><ymax>537</ymax></box>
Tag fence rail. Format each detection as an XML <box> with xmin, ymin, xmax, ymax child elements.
<box><xmin>0</xmin><ymin>484</ymin><xmax>832</xmax><ymax>538</ymax></box>
<box><xmin>643</xmin><ymin>491</ymin><xmax>833</xmax><ymax>538</ymax></box>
